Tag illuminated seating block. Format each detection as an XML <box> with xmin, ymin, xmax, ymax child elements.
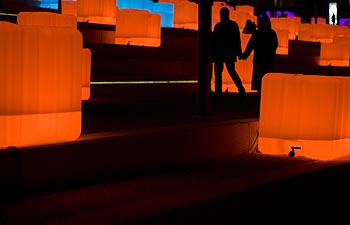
<box><xmin>77</xmin><ymin>0</ymin><xmax>116</xmax><ymax>25</ymax></box>
<box><xmin>17</xmin><ymin>11</ymin><xmax>91</xmax><ymax>100</ymax></box>
<box><xmin>298</xmin><ymin>23</ymin><xmax>313</xmax><ymax>41</ymax></box>
<box><xmin>299</xmin><ymin>23</ymin><xmax>335</xmax><ymax>43</ymax></box>
<box><xmin>311</xmin><ymin>17</ymin><xmax>326</xmax><ymax>24</ymax></box>
<box><xmin>117</xmin><ymin>0</ymin><xmax>174</xmax><ymax>28</ymax></box>
<box><xmin>82</xmin><ymin>48</ymin><xmax>92</xmax><ymax>100</ymax></box>
<box><xmin>17</xmin><ymin>11</ymin><xmax>77</xmax><ymax>28</ymax></box>
<box><xmin>159</xmin><ymin>0</ymin><xmax>197</xmax><ymax>30</ymax></box>
<box><xmin>311</xmin><ymin>24</ymin><xmax>335</xmax><ymax>43</ymax></box>
<box><xmin>320</xmin><ymin>38</ymin><xmax>350</xmax><ymax>67</ymax></box>
<box><xmin>334</xmin><ymin>25</ymin><xmax>349</xmax><ymax>38</ymax></box>
<box><xmin>271</xmin><ymin>17</ymin><xmax>301</xmax><ymax>40</ymax></box>
<box><xmin>116</xmin><ymin>8</ymin><xmax>161</xmax><ymax>47</ymax></box>
<box><xmin>0</xmin><ymin>22</ymin><xmax>83</xmax><ymax>147</ymax></box>
<box><xmin>61</xmin><ymin>0</ymin><xmax>78</xmax><ymax>17</ymax></box>
<box><xmin>259</xmin><ymin>73</ymin><xmax>350</xmax><ymax>160</ymax></box>
<box><xmin>235</xmin><ymin>5</ymin><xmax>254</xmax><ymax>16</ymax></box>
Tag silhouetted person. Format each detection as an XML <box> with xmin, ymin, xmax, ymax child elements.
<box><xmin>212</xmin><ymin>7</ymin><xmax>245</xmax><ymax>100</ymax></box>
<box><xmin>331</xmin><ymin>13</ymin><xmax>336</xmax><ymax>25</ymax></box>
<box><xmin>240</xmin><ymin>14</ymin><xmax>278</xmax><ymax>99</ymax></box>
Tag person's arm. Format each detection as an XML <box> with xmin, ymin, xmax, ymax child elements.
<box><xmin>241</xmin><ymin>33</ymin><xmax>255</xmax><ymax>60</ymax></box>
<box><xmin>236</xmin><ymin>24</ymin><xmax>242</xmax><ymax>57</ymax></box>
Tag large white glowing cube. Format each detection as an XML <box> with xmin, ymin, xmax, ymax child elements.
<box><xmin>116</xmin><ymin>8</ymin><xmax>161</xmax><ymax>47</ymax></box>
<box><xmin>0</xmin><ymin>22</ymin><xmax>83</xmax><ymax>147</ymax></box>
<box><xmin>259</xmin><ymin>73</ymin><xmax>350</xmax><ymax>160</ymax></box>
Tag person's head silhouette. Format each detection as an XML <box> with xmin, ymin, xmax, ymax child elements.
<box><xmin>220</xmin><ymin>7</ymin><xmax>230</xmax><ymax>21</ymax></box>
<box><xmin>258</xmin><ymin>14</ymin><xmax>272</xmax><ymax>30</ymax></box>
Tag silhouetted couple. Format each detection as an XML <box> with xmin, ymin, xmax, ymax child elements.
<box><xmin>212</xmin><ymin>7</ymin><xmax>278</xmax><ymax>101</ymax></box>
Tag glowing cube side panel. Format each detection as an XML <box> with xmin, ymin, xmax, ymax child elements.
<box><xmin>259</xmin><ymin>73</ymin><xmax>350</xmax><ymax>160</ymax></box>
<box><xmin>82</xmin><ymin>48</ymin><xmax>92</xmax><ymax>100</ymax></box>
<box><xmin>115</xmin><ymin>8</ymin><xmax>161</xmax><ymax>47</ymax></box>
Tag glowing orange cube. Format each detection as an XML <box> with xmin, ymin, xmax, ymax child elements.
<box><xmin>259</xmin><ymin>73</ymin><xmax>350</xmax><ymax>160</ymax></box>
<box><xmin>0</xmin><ymin>22</ymin><xmax>83</xmax><ymax>147</ymax></box>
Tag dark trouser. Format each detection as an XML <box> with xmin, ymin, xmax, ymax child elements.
<box><xmin>214</xmin><ymin>60</ymin><xmax>245</xmax><ymax>95</ymax></box>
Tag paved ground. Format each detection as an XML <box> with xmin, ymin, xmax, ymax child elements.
<box><xmin>0</xmin><ymin>91</ymin><xmax>349</xmax><ymax>225</ymax></box>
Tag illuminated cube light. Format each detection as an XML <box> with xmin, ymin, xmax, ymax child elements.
<box><xmin>159</xmin><ymin>0</ymin><xmax>198</xmax><ymax>30</ymax></box>
<box><xmin>259</xmin><ymin>73</ymin><xmax>350</xmax><ymax>160</ymax></box>
<box><xmin>311</xmin><ymin>17</ymin><xmax>326</xmax><ymax>24</ymax></box>
<box><xmin>0</xmin><ymin>21</ymin><xmax>83</xmax><ymax>147</ymax></box>
<box><xmin>298</xmin><ymin>23</ymin><xmax>313</xmax><ymax>41</ymax></box>
<box><xmin>77</xmin><ymin>0</ymin><xmax>117</xmax><ymax>25</ymax></box>
<box><xmin>298</xmin><ymin>23</ymin><xmax>335</xmax><ymax>44</ymax></box>
<box><xmin>271</xmin><ymin>17</ymin><xmax>301</xmax><ymax>40</ymax></box>
<box><xmin>61</xmin><ymin>0</ymin><xmax>78</xmax><ymax>17</ymax></box>
<box><xmin>319</xmin><ymin>37</ymin><xmax>350</xmax><ymax>67</ymax></box>
<box><xmin>17</xmin><ymin>11</ymin><xmax>77</xmax><ymax>28</ymax></box>
<box><xmin>311</xmin><ymin>24</ymin><xmax>335</xmax><ymax>43</ymax></box>
<box><xmin>333</xmin><ymin>25</ymin><xmax>349</xmax><ymax>38</ymax></box>
<box><xmin>235</xmin><ymin>5</ymin><xmax>255</xmax><ymax>16</ymax></box>
<box><xmin>115</xmin><ymin>8</ymin><xmax>161</xmax><ymax>47</ymax></box>
<box><xmin>117</xmin><ymin>0</ymin><xmax>174</xmax><ymax>27</ymax></box>
<box><xmin>17</xmin><ymin>11</ymin><xmax>92</xmax><ymax>101</ymax></box>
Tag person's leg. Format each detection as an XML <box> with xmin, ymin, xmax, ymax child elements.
<box><xmin>225</xmin><ymin>61</ymin><xmax>245</xmax><ymax>96</ymax></box>
<box><xmin>214</xmin><ymin>61</ymin><xmax>224</xmax><ymax>97</ymax></box>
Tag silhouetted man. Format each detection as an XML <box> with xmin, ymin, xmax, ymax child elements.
<box><xmin>212</xmin><ymin>7</ymin><xmax>245</xmax><ymax>100</ymax></box>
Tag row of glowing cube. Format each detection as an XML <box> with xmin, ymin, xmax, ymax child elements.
<box><xmin>61</xmin><ymin>1</ymin><xmax>256</xmax><ymax>47</ymax></box>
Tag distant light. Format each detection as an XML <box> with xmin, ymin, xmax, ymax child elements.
<box><xmin>329</xmin><ymin>2</ymin><xmax>337</xmax><ymax>25</ymax></box>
